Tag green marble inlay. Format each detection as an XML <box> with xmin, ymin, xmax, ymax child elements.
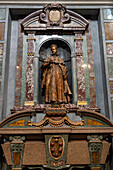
<box><xmin>0</xmin><ymin>9</ymin><xmax>6</xmax><ymax>20</ymax></box>
<box><xmin>83</xmin><ymin>34</ymin><xmax>90</xmax><ymax>105</ymax></box>
<box><xmin>21</xmin><ymin>35</ymin><xmax>27</xmax><ymax>106</ymax></box>
<box><xmin>107</xmin><ymin>57</ymin><xmax>113</xmax><ymax>78</ymax></box>
<box><xmin>104</xmin><ymin>9</ymin><xmax>113</xmax><ymax>20</ymax></box>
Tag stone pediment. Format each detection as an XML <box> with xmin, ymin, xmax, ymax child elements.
<box><xmin>21</xmin><ymin>4</ymin><xmax>89</xmax><ymax>34</ymax></box>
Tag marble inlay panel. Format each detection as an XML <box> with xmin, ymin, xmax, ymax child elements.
<box><xmin>106</xmin><ymin>43</ymin><xmax>113</xmax><ymax>55</ymax></box>
<box><xmin>111</xmin><ymin>98</ymin><xmax>113</xmax><ymax>111</ymax></box>
<box><xmin>105</xmin><ymin>23</ymin><xmax>113</xmax><ymax>40</ymax></box>
<box><xmin>110</xmin><ymin>81</ymin><xmax>113</xmax><ymax>94</ymax></box>
<box><xmin>26</xmin><ymin>34</ymin><xmax>35</xmax><ymax>101</ymax></box>
<box><xmin>0</xmin><ymin>43</ymin><xmax>3</xmax><ymax>55</ymax></box>
<box><xmin>26</xmin><ymin>55</ymin><xmax>34</xmax><ymax>101</ymax></box>
<box><xmin>0</xmin><ymin>23</ymin><xmax>5</xmax><ymax>41</ymax></box>
<box><xmin>107</xmin><ymin>58</ymin><xmax>113</xmax><ymax>78</ymax></box>
<box><xmin>0</xmin><ymin>58</ymin><xmax>3</xmax><ymax>78</ymax></box>
<box><xmin>76</xmin><ymin>55</ymin><xmax>85</xmax><ymax>101</ymax></box>
<box><xmin>86</xmin><ymin>21</ymin><xmax>96</xmax><ymax>106</ymax></box>
<box><xmin>0</xmin><ymin>9</ymin><xmax>6</xmax><ymax>20</ymax></box>
<box><xmin>15</xmin><ymin>21</ymin><xmax>23</xmax><ymax>106</ymax></box>
<box><xmin>75</xmin><ymin>33</ymin><xmax>85</xmax><ymax>102</ymax></box>
<box><xmin>104</xmin><ymin>9</ymin><xmax>113</xmax><ymax>20</ymax></box>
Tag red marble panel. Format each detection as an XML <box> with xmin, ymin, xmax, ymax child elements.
<box><xmin>26</xmin><ymin>34</ymin><xmax>35</xmax><ymax>101</ymax></box>
<box><xmin>75</xmin><ymin>34</ymin><xmax>85</xmax><ymax>102</ymax></box>
<box><xmin>106</xmin><ymin>43</ymin><xmax>113</xmax><ymax>55</ymax></box>
<box><xmin>105</xmin><ymin>23</ymin><xmax>113</xmax><ymax>40</ymax></box>
<box><xmin>15</xmin><ymin>21</ymin><xmax>23</xmax><ymax>106</ymax></box>
<box><xmin>76</xmin><ymin>55</ymin><xmax>85</xmax><ymax>101</ymax></box>
<box><xmin>26</xmin><ymin>55</ymin><xmax>34</xmax><ymax>101</ymax></box>
<box><xmin>86</xmin><ymin>21</ymin><xmax>96</xmax><ymax>106</ymax></box>
<box><xmin>0</xmin><ymin>22</ymin><xmax>5</xmax><ymax>41</ymax></box>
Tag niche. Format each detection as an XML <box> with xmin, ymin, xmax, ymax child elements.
<box><xmin>38</xmin><ymin>39</ymin><xmax>72</xmax><ymax>104</ymax></box>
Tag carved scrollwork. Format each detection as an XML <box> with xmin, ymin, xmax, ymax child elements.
<box><xmin>62</xmin><ymin>13</ymin><xmax>70</xmax><ymax>23</ymax></box>
<box><xmin>39</xmin><ymin>12</ymin><xmax>47</xmax><ymax>23</ymax></box>
<box><xmin>39</xmin><ymin>3</ymin><xmax>70</xmax><ymax>27</ymax></box>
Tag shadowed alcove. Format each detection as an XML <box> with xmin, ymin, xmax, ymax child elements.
<box><xmin>38</xmin><ymin>39</ymin><xmax>72</xmax><ymax>104</ymax></box>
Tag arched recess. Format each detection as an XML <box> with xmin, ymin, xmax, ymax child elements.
<box><xmin>20</xmin><ymin>3</ymin><xmax>89</xmax><ymax>106</ymax></box>
<box><xmin>38</xmin><ymin>38</ymin><xmax>72</xmax><ymax>104</ymax></box>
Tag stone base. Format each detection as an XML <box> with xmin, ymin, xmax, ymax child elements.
<box><xmin>12</xmin><ymin>168</ymin><xmax>22</xmax><ymax>170</ymax></box>
<box><xmin>24</xmin><ymin>101</ymin><xmax>34</xmax><ymax>106</ymax></box>
<box><xmin>91</xmin><ymin>167</ymin><xmax>101</xmax><ymax>170</ymax></box>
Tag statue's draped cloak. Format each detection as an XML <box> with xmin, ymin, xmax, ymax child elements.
<box><xmin>41</xmin><ymin>55</ymin><xmax>72</xmax><ymax>103</ymax></box>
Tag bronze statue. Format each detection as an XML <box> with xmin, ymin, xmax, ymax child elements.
<box><xmin>41</xmin><ymin>44</ymin><xmax>72</xmax><ymax>103</ymax></box>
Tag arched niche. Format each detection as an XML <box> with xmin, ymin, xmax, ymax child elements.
<box><xmin>20</xmin><ymin>3</ymin><xmax>89</xmax><ymax>105</ymax></box>
<box><xmin>38</xmin><ymin>39</ymin><xmax>72</xmax><ymax>104</ymax></box>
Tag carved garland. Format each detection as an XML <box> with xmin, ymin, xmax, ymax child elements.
<box><xmin>27</xmin><ymin>115</ymin><xmax>85</xmax><ymax>127</ymax></box>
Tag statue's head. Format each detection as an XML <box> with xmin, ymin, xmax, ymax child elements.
<box><xmin>51</xmin><ymin>44</ymin><xmax>57</xmax><ymax>55</ymax></box>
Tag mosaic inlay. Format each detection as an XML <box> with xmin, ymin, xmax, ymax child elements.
<box><xmin>106</xmin><ymin>43</ymin><xmax>113</xmax><ymax>55</ymax></box>
<box><xmin>107</xmin><ymin>58</ymin><xmax>113</xmax><ymax>78</ymax></box>
<box><xmin>105</xmin><ymin>23</ymin><xmax>113</xmax><ymax>40</ymax></box>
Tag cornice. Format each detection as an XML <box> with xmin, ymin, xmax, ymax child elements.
<box><xmin>0</xmin><ymin>0</ymin><xmax>113</xmax><ymax>5</ymax></box>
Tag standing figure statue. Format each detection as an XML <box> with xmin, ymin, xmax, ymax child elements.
<box><xmin>41</xmin><ymin>44</ymin><xmax>72</xmax><ymax>104</ymax></box>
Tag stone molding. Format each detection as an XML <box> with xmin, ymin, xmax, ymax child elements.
<box><xmin>0</xmin><ymin>0</ymin><xmax>113</xmax><ymax>5</ymax></box>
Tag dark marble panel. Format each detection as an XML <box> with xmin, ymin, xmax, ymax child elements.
<box><xmin>0</xmin><ymin>22</ymin><xmax>5</xmax><ymax>41</ymax></box>
<box><xmin>106</xmin><ymin>43</ymin><xmax>113</xmax><ymax>55</ymax></box>
<box><xmin>15</xmin><ymin>21</ymin><xmax>23</xmax><ymax>106</ymax></box>
<box><xmin>86</xmin><ymin>21</ymin><xmax>96</xmax><ymax>106</ymax></box>
<box><xmin>0</xmin><ymin>9</ymin><xmax>6</xmax><ymax>20</ymax></box>
<box><xmin>107</xmin><ymin>57</ymin><xmax>113</xmax><ymax>78</ymax></box>
<box><xmin>0</xmin><ymin>43</ymin><xmax>3</xmax><ymax>55</ymax></box>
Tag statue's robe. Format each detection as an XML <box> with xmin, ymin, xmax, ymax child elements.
<box><xmin>41</xmin><ymin>55</ymin><xmax>72</xmax><ymax>103</ymax></box>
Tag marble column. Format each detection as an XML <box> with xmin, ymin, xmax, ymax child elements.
<box><xmin>25</xmin><ymin>32</ymin><xmax>36</xmax><ymax>106</ymax></box>
<box><xmin>75</xmin><ymin>33</ymin><xmax>86</xmax><ymax>105</ymax></box>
